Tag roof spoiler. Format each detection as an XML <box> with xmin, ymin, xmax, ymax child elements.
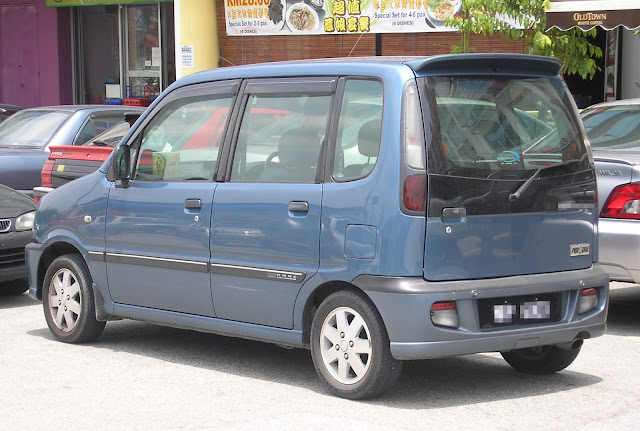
<box><xmin>406</xmin><ymin>54</ymin><xmax>563</xmax><ymax>77</ymax></box>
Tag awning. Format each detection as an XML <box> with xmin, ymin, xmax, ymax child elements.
<box><xmin>547</xmin><ymin>0</ymin><xmax>640</xmax><ymax>30</ymax></box>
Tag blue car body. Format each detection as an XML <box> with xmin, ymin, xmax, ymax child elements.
<box><xmin>26</xmin><ymin>55</ymin><xmax>608</xmax><ymax>397</ymax></box>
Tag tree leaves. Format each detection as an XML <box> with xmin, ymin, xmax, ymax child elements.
<box><xmin>445</xmin><ymin>0</ymin><xmax>602</xmax><ymax>79</ymax></box>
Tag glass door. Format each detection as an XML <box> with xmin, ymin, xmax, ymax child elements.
<box><xmin>124</xmin><ymin>4</ymin><xmax>162</xmax><ymax>99</ymax></box>
<box><xmin>73</xmin><ymin>5</ymin><xmax>121</xmax><ymax>104</ymax></box>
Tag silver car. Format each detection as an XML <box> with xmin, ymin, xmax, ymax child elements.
<box><xmin>581</xmin><ymin>98</ymin><xmax>640</xmax><ymax>283</ymax></box>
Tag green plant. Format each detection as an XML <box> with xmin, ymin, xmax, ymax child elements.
<box><xmin>445</xmin><ymin>0</ymin><xmax>602</xmax><ymax>79</ymax></box>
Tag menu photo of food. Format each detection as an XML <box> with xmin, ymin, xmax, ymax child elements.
<box><xmin>426</xmin><ymin>0</ymin><xmax>462</xmax><ymax>26</ymax></box>
<box><xmin>285</xmin><ymin>1</ymin><xmax>323</xmax><ymax>32</ymax></box>
<box><xmin>224</xmin><ymin>0</ymin><xmax>466</xmax><ymax>35</ymax></box>
<box><xmin>267</xmin><ymin>0</ymin><xmax>286</xmax><ymax>30</ymax></box>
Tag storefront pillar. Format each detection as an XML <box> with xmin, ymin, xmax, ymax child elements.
<box><xmin>175</xmin><ymin>0</ymin><xmax>220</xmax><ymax>79</ymax></box>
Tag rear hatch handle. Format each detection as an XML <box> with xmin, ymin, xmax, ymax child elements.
<box><xmin>441</xmin><ymin>207</ymin><xmax>466</xmax><ymax>222</ymax></box>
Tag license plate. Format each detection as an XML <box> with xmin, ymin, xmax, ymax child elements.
<box><xmin>493</xmin><ymin>304</ymin><xmax>517</xmax><ymax>323</ymax></box>
<box><xmin>520</xmin><ymin>300</ymin><xmax>551</xmax><ymax>320</ymax></box>
<box><xmin>493</xmin><ymin>300</ymin><xmax>551</xmax><ymax>324</ymax></box>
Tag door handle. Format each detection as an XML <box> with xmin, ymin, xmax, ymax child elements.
<box><xmin>288</xmin><ymin>201</ymin><xmax>309</xmax><ymax>213</ymax></box>
<box><xmin>185</xmin><ymin>198</ymin><xmax>202</xmax><ymax>210</ymax></box>
<box><xmin>441</xmin><ymin>207</ymin><xmax>466</xmax><ymax>222</ymax></box>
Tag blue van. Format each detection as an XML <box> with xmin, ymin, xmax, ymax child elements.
<box><xmin>26</xmin><ymin>54</ymin><xmax>609</xmax><ymax>399</ymax></box>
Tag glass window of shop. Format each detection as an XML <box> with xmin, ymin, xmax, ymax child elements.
<box><xmin>73</xmin><ymin>2</ymin><xmax>175</xmax><ymax>105</ymax></box>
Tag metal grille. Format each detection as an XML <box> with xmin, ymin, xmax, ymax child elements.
<box><xmin>0</xmin><ymin>219</ymin><xmax>11</xmax><ymax>233</ymax></box>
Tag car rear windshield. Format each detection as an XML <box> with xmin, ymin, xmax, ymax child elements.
<box><xmin>581</xmin><ymin>105</ymin><xmax>640</xmax><ymax>151</ymax></box>
<box><xmin>424</xmin><ymin>76</ymin><xmax>590</xmax><ymax>179</ymax></box>
<box><xmin>0</xmin><ymin>110</ymin><xmax>70</xmax><ymax>149</ymax></box>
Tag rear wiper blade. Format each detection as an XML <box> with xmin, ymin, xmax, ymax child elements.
<box><xmin>509</xmin><ymin>158</ymin><xmax>582</xmax><ymax>202</ymax></box>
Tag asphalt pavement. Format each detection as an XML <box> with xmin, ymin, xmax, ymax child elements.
<box><xmin>0</xmin><ymin>282</ymin><xmax>638</xmax><ymax>430</ymax></box>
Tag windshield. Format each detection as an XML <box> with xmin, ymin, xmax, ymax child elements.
<box><xmin>581</xmin><ymin>105</ymin><xmax>640</xmax><ymax>151</ymax></box>
<box><xmin>0</xmin><ymin>110</ymin><xmax>70</xmax><ymax>149</ymax></box>
<box><xmin>426</xmin><ymin>76</ymin><xmax>590</xmax><ymax>179</ymax></box>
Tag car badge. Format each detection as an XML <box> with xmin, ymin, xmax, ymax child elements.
<box><xmin>570</xmin><ymin>243</ymin><xmax>590</xmax><ymax>256</ymax></box>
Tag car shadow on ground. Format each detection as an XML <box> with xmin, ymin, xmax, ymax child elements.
<box><xmin>607</xmin><ymin>284</ymin><xmax>640</xmax><ymax>337</ymax></box>
<box><xmin>0</xmin><ymin>290</ymin><xmax>38</xmax><ymax>309</ymax></box>
<box><xmin>27</xmin><ymin>314</ymin><xmax>603</xmax><ymax>406</ymax></box>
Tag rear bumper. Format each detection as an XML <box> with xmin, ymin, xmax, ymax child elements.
<box><xmin>33</xmin><ymin>187</ymin><xmax>54</xmax><ymax>201</ymax></box>
<box><xmin>598</xmin><ymin>218</ymin><xmax>640</xmax><ymax>283</ymax></box>
<box><xmin>354</xmin><ymin>265</ymin><xmax>609</xmax><ymax>361</ymax></box>
<box><xmin>390</xmin><ymin>322</ymin><xmax>605</xmax><ymax>360</ymax></box>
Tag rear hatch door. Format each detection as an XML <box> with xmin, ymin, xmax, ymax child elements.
<box><xmin>416</xmin><ymin>68</ymin><xmax>596</xmax><ymax>281</ymax></box>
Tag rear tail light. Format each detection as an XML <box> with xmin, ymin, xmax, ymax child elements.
<box><xmin>403</xmin><ymin>174</ymin><xmax>427</xmax><ymax>212</ymax></box>
<box><xmin>430</xmin><ymin>301</ymin><xmax>459</xmax><ymax>328</ymax></box>
<box><xmin>403</xmin><ymin>81</ymin><xmax>425</xmax><ymax>170</ymax></box>
<box><xmin>400</xmin><ymin>81</ymin><xmax>427</xmax><ymax>214</ymax></box>
<box><xmin>41</xmin><ymin>160</ymin><xmax>54</xmax><ymax>189</ymax></box>
<box><xmin>578</xmin><ymin>287</ymin><xmax>599</xmax><ymax>314</ymax></box>
<box><xmin>600</xmin><ymin>183</ymin><xmax>640</xmax><ymax>219</ymax></box>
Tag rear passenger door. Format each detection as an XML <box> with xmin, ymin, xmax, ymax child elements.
<box><xmin>210</xmin><ymin>78</ymin><xmax>335</xmax><ymax>329</ymax></box>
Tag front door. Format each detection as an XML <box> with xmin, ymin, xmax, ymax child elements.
<box><xmin>105</xmin><ymin>83</ymin><xmax>237</xmax><ymax>316</ymax></box>
<box><xmin>210</xmin><ymin>79</ymin><xmax>335</xmax><ymax>328</ymax></box>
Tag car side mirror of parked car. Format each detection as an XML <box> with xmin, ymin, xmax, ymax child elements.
<box><xmin>114</xmin><ymin>145</ymin><xmax>131</xmax><ymax>188</ymax></box>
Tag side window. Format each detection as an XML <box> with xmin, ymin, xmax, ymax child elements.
<box><xmin>74</xmin><ymin>121</ymin><xmax>97</xmax><ymax>145</ymax></box>
<box><xmin>333</xmin><ymin>80</ymin><xmax>383</xmax><ymax>181</ymax></box>
<box><xmin>74</xmin><ymin>115</ymin><xmax>125</xmax><ymax>145</ymax></box>
<box><xmin>133</xmin><ymin>94</ymin><xmax>233</xmax><ymax>182</ymax></box>
<box><xmin>91</xmin><ymin>115</ymin><xmax>127</xmax><ymax>134</ymax></box>
<box><xmin>230</xmin><ymin>93</ymin><xmax>330</xmax><ymax>183</ymax></box>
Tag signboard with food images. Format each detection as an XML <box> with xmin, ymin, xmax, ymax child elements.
<box><xmin>224</xmin><ymin>0</ymin><xmax>463</xmax><ymax>35</ymax></box>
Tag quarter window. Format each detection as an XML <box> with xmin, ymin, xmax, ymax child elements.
<box><xmin>333</xmin><ymin>80</ymin><xmax>383</xmax><ymax>181</ymax></box>
<box><xmin>133</xmin><ymin>94</ymin><xmax>232</xmax><ymax>181</ymax></box>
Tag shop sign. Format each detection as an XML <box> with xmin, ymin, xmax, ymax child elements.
<box><xmin>224</xmin><ymin>0</ymin><xmax>464</xmax><ymax>35</ymax></box>
<box><xmin>547</xmin><ymin>0</ymin><xmax>640</xmax><ymax>30</ymax></box>
<box><xmin>46</xmin><ymin>0</ymin><xmax>172</xmax><ymax>7</ymax></box>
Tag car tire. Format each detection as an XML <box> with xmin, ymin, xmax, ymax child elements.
<box><xmin>500</xmin><ymin>345</ymin><xmax>581</xmax><ymax>374</ymax></box>
<box><xmin>310</xmin><ymin>289</ymin><xmax>402</xmax><ymax>399</ymax></box>
<box><xmin>42</xmin><ymin>254</ymin><xmax>106</xmax><ymax>343</ymax></box>
<box><xmin>0</xmin><ymin>278</ymin><xmax>29</xmax><ymax>295</ymax></box>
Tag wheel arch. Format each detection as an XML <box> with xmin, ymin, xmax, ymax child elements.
<box><xmin>34</xmin><ymin>242</ymin><xmax>84</xmax><ymax>300</ymax></box>
<box><xmin>301</xmin><ymin>280</ymin><xmax>377</xmax><ymax>347</ymax></box>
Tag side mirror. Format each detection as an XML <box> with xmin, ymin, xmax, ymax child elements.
<box><xmin>113</xmin><ymin>144</ymin><xmax>131</xmax><ymax>188</ymax></box>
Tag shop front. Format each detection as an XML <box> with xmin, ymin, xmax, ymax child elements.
<box><xmin>47</xmin><ymin>0</ymin><xmax>176</xmax><ymax>105</ymax></box>
<box><xmin>547</xmin><ymin>0</ymin><xmax>640</xmax><ymax>104</ymax></box>
<box><xmin>213</xmin><ymin>0</ymin><xmax>527</xmax><ymax>69</ymax></box>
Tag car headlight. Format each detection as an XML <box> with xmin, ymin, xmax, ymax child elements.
<box><xmin>15</xmin><ymin>211</ymin><xmax>35</xmax><ymax>231</ymax></box>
